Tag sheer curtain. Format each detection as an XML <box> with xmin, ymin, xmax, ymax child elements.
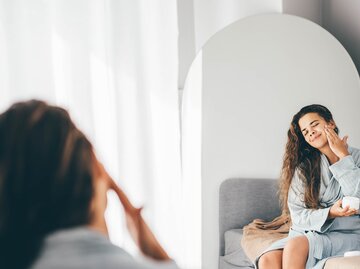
<box><xmin>0</xmin><ymin>0</ymin><xmax>193</xmax><ymax>267</ymax></box>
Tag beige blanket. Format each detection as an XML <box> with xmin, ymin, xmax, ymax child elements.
<box><xmin>240</xmin><ymin>214</ymin><xmax>290</xmax><ymax>262</ymax></box>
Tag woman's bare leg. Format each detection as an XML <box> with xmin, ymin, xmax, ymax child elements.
<box><xmin>282</xmin><ymin>236</ymin><xmax>309</xmax><ymax>269</ymax></box>
<box><xmin>258</xmin><ymin>250</ymin><xmax>283</xmax><ymax>269</ymax></box>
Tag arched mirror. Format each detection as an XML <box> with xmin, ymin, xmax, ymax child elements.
<box><xmin>181</xmin><ymin>13</ymin><xmax>360</xmax><ymax>269</ymax></box>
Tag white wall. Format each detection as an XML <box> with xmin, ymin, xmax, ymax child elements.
<box><xmin>193</xmin><ymin>0</ymin><xmax>282</xmax><ymax>52</ymax></box>
<box><xmin>178</xmin><ymin>0</ymin><xmax>282</xmax><ymax>89</ymax></box>
<box><xmin>182</xmin><ymin>14</ymin><xmax>360</xmax><ymax>269</ymax></box>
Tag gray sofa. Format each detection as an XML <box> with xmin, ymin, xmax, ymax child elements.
<box><xmin>219</xmin><ymin>178</ymin><xmax>281</xmax><ymax>269</ymax></box>
<box><xmin>218</xmin><ymin>178</ymin><xmax>360</xmax><ymax>269</ymax></box>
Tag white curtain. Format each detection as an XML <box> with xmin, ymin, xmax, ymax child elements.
<box><xmin>0</xmin><ymin>0</ymin><xmax>194</xmax><ymax>267</ymax></box>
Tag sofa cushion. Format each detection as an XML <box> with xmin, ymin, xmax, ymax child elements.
<box><xmin>219</xmin><ymin>256</ymin><xmax>253</xmax><ymax>269</ymax></box>
<box><xmin>225</xmin><ymin>229</ymin><xmax>243</xmax><ymax>255</ymax></box>
<box><xmin>223</xmin><ymin>229</ymin><xmax>253</xmax><ymax>267</ymax></box>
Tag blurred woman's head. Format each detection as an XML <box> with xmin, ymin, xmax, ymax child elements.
<box><xmin>0</xmin><ymin>100</ymin><xmax>95</xmax><ymax>269</ymax></box>
<box><xmin>279</xmin><ymin>104</ymin><xmax>338</xmax><ymax>213</ymax></box>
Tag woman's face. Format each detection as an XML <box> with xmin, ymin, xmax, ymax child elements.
<box><xmin>298</xmin><ymin>112</ymin><xmax>335</xmax><ymax>149</ymax></box>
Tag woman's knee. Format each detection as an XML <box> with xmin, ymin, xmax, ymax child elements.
<box><xmin>258</xmin><ymin>250</ymin><xmax>282</xmax><ymax>269</ymax></box>
<box><xmin>284</xmin><ymin>236</ymin><xmax>309</xmax><ymax>255</ymax></box>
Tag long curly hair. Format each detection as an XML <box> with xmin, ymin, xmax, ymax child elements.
<box><xmin>279</xmin><ymin>104</ymin><xmax>338</xmax><ymax>214</ymax></box>
<box><xmin>0</xmin><ymin>100</ymin><xmax>94</xmax><ymax>269</ymax></box>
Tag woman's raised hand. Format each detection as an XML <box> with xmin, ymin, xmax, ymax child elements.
<box><xmin>92</xmin><ymin>152</ymin><xmax>170</xmax><ymax>261</ymax></box>
<box><xmin>324</xmin><ymin>125</ymin><xmax>349</xmax><ymax>159</ymax></box>
<box><xmin>109</xmin><ymin>177</ymin><xmax>171</xmax><ymax>261</ymax></box>
<box><xmin>328</xmin><ymin>200</ymin><xmax>357</xmax><ymax>219</ymax></box>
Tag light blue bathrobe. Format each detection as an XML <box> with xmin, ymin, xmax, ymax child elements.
<box><xmin>257</xmin><ymin>146</ymin><xmax>360</xmax><ymax>269</ymax></box>
<box><xmin>30</xmin><ymin>227</ymin><xmax>179</xmax><ymax>269</ymax></box>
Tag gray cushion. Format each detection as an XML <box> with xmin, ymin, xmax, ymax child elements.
<box><xmin>224</xmin><ymin>229</ymin><xmax>243</xmax><ymax>255</ymax></box>
<box><xmin>221</xmin><ymin>250</ymin><xmax>254</xmax><ymax>268</ymax></box>
<box><xmin>219</xmin><ymin>256</ymin><xmax>253</xmax><ymax>269</ymax></box>
<box><xmin>219</xmin><ymin>178</ymin><xmax>281</xmax><ymax>256</ymax></box>
<box><xmin>222</xmin><ymin>229</ymin><xmax>253</xmax><ymax>268</ymax></box>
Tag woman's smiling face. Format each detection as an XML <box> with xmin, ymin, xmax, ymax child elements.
<box><xmin>298</xmin><ymin>112</ymin><xmax>335</xmax><ymax>149</ymax></box>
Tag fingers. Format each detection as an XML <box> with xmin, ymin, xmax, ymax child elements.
<box><xmin>340</xmin><ymin>204</ymin><xmax>349</xmax><ymax>213</ymax></box>
<box><xmin>343</xmin><ymin>208</ymin><xmax>357</xmax><ymax>216</ymax></box>
<box><xmin>325</xmin><ymin>125</ymin><xmax>348</xmax><ymax>143</ymax></box>
<box><xmin>91</xmin><ymin>150</ymin><xmax>145</xmax><ymax>216</ymax></box>
<box><xmin>335</xmin><ymin>201</ymin><xmax>349</xmax><ymax>215</ymax></box>
<box><xmin>107</xmin><ymin>177</ymin><xmax>145</xmax><ymax>215</ymax></box>
<box><xmin>324</xmin><ymin>126</ymin><xmax>337</xmax><ymax>143</ymax></box>
<box><xmin>324</xmin><ymin>131</ymin><xmax>335</xmax><ymax>147</ymax></box>
<box><xmin>110</xmin><ymin>179</ymin><xmax>135</xmax><ymax>212</ymax></box>
<box><xmin>339</xmin><ymin>204</ymin><xmax>357</xmax><ymax>216</ymax></box>
<box><xmin>325</xmin><ymin>124</ymin><xmax>337</xmax><ymax>133</ymax></box>
<box><xmin>324</xmin><ymin>126</ymin><xmax>350</xmax><ymax>157</ymax></box>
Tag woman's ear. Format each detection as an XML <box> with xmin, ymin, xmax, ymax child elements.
<box><xmin>328</xmin><ymin>120</ymin><xmax>336</xmax><ymax>129</ymax></box>
<box><xmin>328</xmin><ymin>120</ymin><xmax>339</xmax><ymax>133</ymax></box>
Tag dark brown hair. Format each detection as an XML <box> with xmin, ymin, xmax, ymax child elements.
<box><xmin>0</xmin><ymin>100</ymin><xmax>94</xmax><ymax>269</ymax></box>
<box><xmin>279</xmin><ymin>104</ymin><xmax>338</xmax><ymax>214</ymax></box>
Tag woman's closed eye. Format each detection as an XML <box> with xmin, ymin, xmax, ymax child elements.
<box><xmin>303</xmin><ymin>122</ymin><xmax>319</xmax><ymax>136</ymax></box>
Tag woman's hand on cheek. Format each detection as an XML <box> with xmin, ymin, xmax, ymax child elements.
<box><xmin>324</xmin><ymin>125</ymin><xmax>349</xmax><ymax>159</ymax></box>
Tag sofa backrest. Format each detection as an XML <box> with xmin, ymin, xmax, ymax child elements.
<box><xmin>219</xmin><ymin>178</ymin><xmax>281</xmax><ymax>256</ymax></box>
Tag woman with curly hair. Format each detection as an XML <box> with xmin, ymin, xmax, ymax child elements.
<box><xmin>0</xmin><ymin>100</ymin><xmax>178</xmax><ymax>269</ymax></box>
<box><xmin>257</xmin><ymin>104</ymin><xmax>360</xmax><ymax>269</ymax></box>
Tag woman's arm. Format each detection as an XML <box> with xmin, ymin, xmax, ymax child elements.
<box><xmin>93</xmin><ymin>154</ymin><xmax>174</xmax><ymax>262</ymax></box>
<box><xmin>288</xmin><ymin>172</ymin><xmax>355</xmax><ymax>232</ymax></box>
<box><xmin>325</xmin><ymin>127</ymin><xmax>360</xmax><ymax>197</ymax></box>
<box><xmin>110</xmin><ymin>181</ymin><xmax>171</xmax><ymax>261</ymax></box>
<box><xmin>330</xmin><ymin>153</ymin><xmax>360</xmax><ymax>197</ymax></box>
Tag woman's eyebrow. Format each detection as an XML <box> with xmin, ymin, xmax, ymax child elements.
<box><xmin>301</xmin><ymin>120</ymin><xmax>319</xmax><ymax>132</ymax></box>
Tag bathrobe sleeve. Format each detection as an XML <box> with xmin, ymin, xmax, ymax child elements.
<box><xmin>329</xmin><ymin>149</ymin><xmax>360</xmax><ymax>198</ymax></box>
<box><xmin>288</xmin><ymin>171</ymin><xmax>333</xmax><ymax>233</ymax></box>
